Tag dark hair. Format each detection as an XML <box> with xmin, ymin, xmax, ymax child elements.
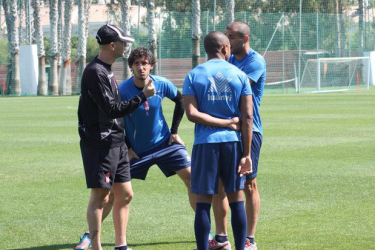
<box><xmin>128</xmin><ymin>47</ymin><xmax>156</xmax><ymax>67</ymax></box>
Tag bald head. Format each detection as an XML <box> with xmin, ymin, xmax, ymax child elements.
<box><xmin>226</xmin><ymin>21</ymin><xmax>250</xmax><ymax>38</ymax></box>
<box><xmin>204</xmin><ymin>31</ymin><xmax>230</xmax><ymax>58</ymax></box>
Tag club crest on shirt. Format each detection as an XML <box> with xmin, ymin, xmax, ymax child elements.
<box><xmin>207</xmin><ymin>72</ymin><xmax>232</xmax><ymax>101</ymax></box>
<box><xmin>105</xmin><ymin>172</ymin><xmax>111</xmax><ymax>184</ymax></box>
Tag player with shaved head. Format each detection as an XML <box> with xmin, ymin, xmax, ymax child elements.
<box><xmin>210</xmin><ymin>21</ymin><xmax>266</xmax><ymax>250</ymax></box>
<box><xmin>183</xmin><ymin>31</ymin><xmax>253</xmax><ymax>250</ymax></box>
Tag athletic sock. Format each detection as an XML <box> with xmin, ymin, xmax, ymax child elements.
<box><xmin>114</xmin><ymin>245</ymin><xmax>127</xmax><ymax>250</ymax></box>
<box><xmin>247</xmin><ymin>236</ymin><xmax>255</xmax><ymax>244</ymax></box>
<box><xmin>215</xmin><ymin>234</ymin><xmax>228</xmax><ymax>243</ymax></box>
<box><xmin>195</xmin><ymin>202</ymin><xmax>211</xmax><ymax>250</ymax></box>
<box><xmin>229</xmin><ymin>201</ymin><xmax>247</xmax><ymax>250</ymax></box>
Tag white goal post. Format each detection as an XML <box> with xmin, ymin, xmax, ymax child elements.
<box><xmin>299</xmin><ymin>57</ymin><xmax>371</xmax><ymax>93</ymax></box>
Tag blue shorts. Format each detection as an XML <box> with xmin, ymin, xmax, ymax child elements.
<box><xmin>246</xmin><ymin>132</ymin><xmax>263</xmax><ymax>180</ymax></box>
<box><xmin>130</xmin><ymin>140</ymin><xmax>191</xmax><ymax>180</ymax></box>
<box><xmin>191</xmin><ymin>142</ymin><xmax>245</xmax><ymax>195</ymax></box>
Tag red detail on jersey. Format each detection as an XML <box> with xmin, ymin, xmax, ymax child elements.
<box><xmin>144</xmin><ymin>101</ymin><xmax>149</xmax><ymax>111</ymax></box>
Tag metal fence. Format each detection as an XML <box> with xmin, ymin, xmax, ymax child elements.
<box><xmin>0</xmin><ymin>8</ymin><xmax>373</xmax><ymax>95</ymax></box>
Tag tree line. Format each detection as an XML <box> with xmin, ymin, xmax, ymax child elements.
<box><xmin>1</xmin><ymin>0</ymin><xmax>372</xmax><ymax>96</ymax></box>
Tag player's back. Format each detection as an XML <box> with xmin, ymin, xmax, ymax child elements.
<box><xmin>183</xmin><ymin>59</ymin><xmax>251</xmax><ymax>144</ymax></box>
<box><xmin>185</xmin><ymin>59</ymin><xmax>249</xmax><ymax>119</ymax></box>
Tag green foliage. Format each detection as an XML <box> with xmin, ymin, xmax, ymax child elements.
<box><xmin>43</xmin><ymin>37</ymin><xmax>50</xmax><ymax>63</ymax></box>
<box><xmin>86</xmin><ymin>36</ymin><xmax>100</xmax><ymax>62</ymax></box>
<box><xmin>0</xmin><ymin>39</ymin><xmax>10</xmax><ymax>65</ymax></box>
<box><xmin>155</xmin><ymin>0</ymin><xmax>347</xmax><ymax>14</ymax></box>
<box><xmin>70</xmin><ymin>35</ymin><xmax>99</xmax><ymax>63</ymax></box>
<box><xmin>159</xmin><ymin>12</ymin><xmax>192</xmax><ymax>58</ymax></box>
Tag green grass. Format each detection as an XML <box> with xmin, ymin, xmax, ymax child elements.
<box><xmin>0</xmin><ymin>90</ymin><xmax>375</xmax><ymax>250</ymax></box>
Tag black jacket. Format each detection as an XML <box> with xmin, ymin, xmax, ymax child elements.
<box><xmin>78</xmin><ymin>57</ymin><xmax>146</xmax><ymax>149</ymax></box>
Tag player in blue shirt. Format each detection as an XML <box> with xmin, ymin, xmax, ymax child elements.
<box><xmin>210</xmin><ymin>21</ymin><xmax>266</xmax><ymax>250</ymax></box>
<box><xmin>183</xmin><ymin>31</ymin><xmax>254</xmax><ymax>250</ymax></box>
<box><xmin>75</xmin><ymin>47</ymin><xmax>194</xmax><ymax>250</ymax></box>
<box><xmin>119</xmin><ymin>47</ymin><xmax>193</xmax><ymax>203</ymax></box>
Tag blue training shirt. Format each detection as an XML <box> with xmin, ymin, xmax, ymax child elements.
<box><xmin>119</xmin><ymin>75</ymin><xmax>177</xmax><ymax>155</ymax></box>
<box><xmin>229</xmin><ymin>49</ymin><xmax>266</xmax><ymax>135</ymax></box>
<box><xmin>183</xmin><ymin>59</ymin><xmax>252</xmax><ymax>145</ymax></box>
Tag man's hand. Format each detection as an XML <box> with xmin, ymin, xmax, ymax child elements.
<box><xmin>142</xmin><ymin>79</ymin><xmax>155</xmax><ymax>98</ymax></box>
<box><xmin>228</xmin><ymin>117</ymin><xmax>240</xmax><ymax>131</ymax></box>
<box><xmin>237</xmin><ymin>156</ymin><xmax>252</xmax><ymax>177</ymax></box>
<box><xmin>128</xmin><ymin>148</ymin><xmax>139</xmax><ymax>161</ymax></box>
<box><xmin>168</xmin><ymin>134</ymin><xmax>185</xmax><ymax>146</ymax></box>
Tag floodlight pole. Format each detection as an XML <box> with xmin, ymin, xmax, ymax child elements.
<box><xmin>298</xmin><ymin>0</ymin><xmax>302</xmax><ymax>93</ymax></box>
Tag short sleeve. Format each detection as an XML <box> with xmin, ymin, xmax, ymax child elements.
<box><xmin>182</xmin><ymin>73</ymin><xmax>195</xmax><ymax>96</ymax></box>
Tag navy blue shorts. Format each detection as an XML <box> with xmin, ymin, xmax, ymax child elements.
<box><xmin>130</xmin><ymin>140</ymin><xmax>191</xmax><ymax>180</ymax></box>
<box><xmin>191</xmin><ymin>142</ymin><xmax>245</xmax><ymax>195</ymax></box>
<box><xmin>246</xmin><ymin>132</ymin><xmax>263</xmax><ymax>180</ymax></box>
<box><xmin>80</xmin><ymin>141</ymin><xmax>131</xmax><ymax>189</ymax></box>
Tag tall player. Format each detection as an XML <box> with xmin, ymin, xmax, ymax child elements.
<box><xmin>210</xmin><ymin>21</ymin><xmax>266</xmax><ymax>250</ymax></box>
<box><xmin>183</xmin><ymin>31</ymin><xmax>253</xmax><ymax>250</ymax></box>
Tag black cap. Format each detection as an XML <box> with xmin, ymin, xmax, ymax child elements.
<box><xmin>96</xmin><ymin>24</ymin><xmax>135</xmax><ymax>45</ymax></box>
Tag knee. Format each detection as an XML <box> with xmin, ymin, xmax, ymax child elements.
<box><xmin>108</xmin><ymin>191</ymin><xmax>115</xmax><ymax>204</ymax></box>
<box><xmin>113</xmin><ymin>189</ymin><xmax>134</xmax><ymax>206</ymax></box>
<box><xmin>123</xmin><ymin>190</ymin><xmax>134</xmax><ymax>204</ymax></box>
<box><xmin>178</xmin><ymin>167</ymin><xmax>191</xmax><ymax>187</ymax></box>
<box><xmin>244</xmin><ymin>179</ymin><xmax>258</xmax><ymax>195</ymax></box>
<box><xmin>90</xmin><ymin>190</ymin><xmax>111</xmax><ymax>208</ymax></box>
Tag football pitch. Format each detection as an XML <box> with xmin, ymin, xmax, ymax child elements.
<box><xmin>0</xmin><ymin>90</ymin><xmax>374</xmax><ymax>250</ymax></box>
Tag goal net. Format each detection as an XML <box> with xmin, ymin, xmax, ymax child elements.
<box><xmin>299</xmin><ymin>57</ymin><xmax>371</xmax><ymax>93</ymax></box>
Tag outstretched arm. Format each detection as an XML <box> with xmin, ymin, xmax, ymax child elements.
<box><xmin>91</xmin><ymin>77</ymin><xmax>155</xmax><ymax>119</ymax></box>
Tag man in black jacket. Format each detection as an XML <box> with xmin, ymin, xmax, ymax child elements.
<box><xmin>77</xmin><ymin>24</ymin><xmax>155</xmax><ymax>250</ymax></box>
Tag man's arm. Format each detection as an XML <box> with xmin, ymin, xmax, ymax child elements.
<box><xmin>237</xmin><ymin>94</ymin><xmax>253</xmax><ymax>176</ymax></box>
<box><xmin>91</xmin><ymin>77</ymin><xmax>155</xmax><ymax>119</ymax></box>
<box><xmin>183</xmin><ymin>95</ymin><xmax>240</xmax><ymax>130</ymax></box>
<box><xmin>170</xmin><ymin>90</ymin><xmax>184</xmax><ymax>134</ymax></box>
<box><xmin>168</xmin><ymin>90</ymin><xmax>186</xmax><ymax>145</ymax></box>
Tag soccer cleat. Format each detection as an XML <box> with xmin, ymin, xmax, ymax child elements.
<box><xmin>74</xmin><ymin>233</ymin><xmax>91</xmax><ymax>250</ymax></box>
<box><xmin>244</xmin><ymin>238</ymin><xmax>257</xmax><ymax>250</ymax></box>
<box><xmin>209</xmin><ymin>232</ymin><xmax>214</xmax><ymax>241</ymax></box>
<box><xmin>193</xmin><ymin>232</ymin><xmax>220</xmax><ymax>250</ymax></box>
<box><xmin>208</xmin><ymin>238</ymin><xmax>232</xmax><ymax>250</ymax></box>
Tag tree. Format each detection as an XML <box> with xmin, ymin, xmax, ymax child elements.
<box><xmin>32</xmin><ymin>0</ymin><xmax>48</xmax><ymax>96</ymax></box>
<box><xmin>48</xmin><ymin>0</ymin><xmax>59</xmax><ymax>95</ymax></box>
<box><xmin>119</xmin><ymin>0</ymin><xmax>132</xmax><ymax>79</ymax></box>
<box><xmin>3</xmin><ymin>0</ymin><xmax>21</xmax><ymax>96</ymax></box>
<box><xmin>147</xmin><ymin>0</ymin><xmax>158</xmax><ymax>74</ymax></box>
<box><xmin>59</xmin><ymin>0</ymin><xmax>73</xmax><ymax>95</ymax></box>
<box><xmin>191</xmin><ymin>0</ymin><xmax>202</xmax><ymax>68</ymax></box>
<box><xmin>225</xmin><ymin>0</ymin><xmax>235</xmax><ymax>26</ymax></box>
<box><xmin>75</xmin><ymin>0</ymin><xmax>92</xmax><ymax>92</ymax></box>
<box><xmin>339</xmin><ymin>0</ymin><xmax>346</xmax><ymax>56</ymax></box>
